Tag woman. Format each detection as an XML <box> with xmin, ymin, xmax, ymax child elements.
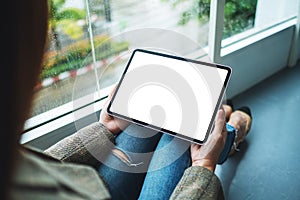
<box><xmin>2</xmin><ymin>0</ymin><xmax>252</xmax><ymax>199</ymax></box>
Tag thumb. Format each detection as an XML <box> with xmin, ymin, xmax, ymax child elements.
<box><xmin>213</xmin><ymin>109</ymin><xmax>226</xmax><ymax>135</ymax></box>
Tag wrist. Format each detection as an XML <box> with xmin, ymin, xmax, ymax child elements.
<box><xmin>192</xmin><ymin>159</ymin><xmax>216</xmax><ymax>172</ymax></box>
<box><xmin>101</xmin><ymin>121</ymin><xmax>121</xmax><ymax>135</ymax></box>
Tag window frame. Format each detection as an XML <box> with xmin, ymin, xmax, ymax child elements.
<box><xmin>22</xmin><ymin>0</ymin><xmax>300</xmax><ymax>147</ymax></box>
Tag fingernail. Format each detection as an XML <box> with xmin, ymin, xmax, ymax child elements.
<box><xmin>218</xmin><ymin>109</ymin><xmax>225</xmax><ymax>118</ymax></box>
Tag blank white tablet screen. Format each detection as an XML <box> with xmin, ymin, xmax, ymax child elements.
<box><xmin>109</xmin><ymin>50</ymin><xmax>229</xmax><ymax>143</ymax></box>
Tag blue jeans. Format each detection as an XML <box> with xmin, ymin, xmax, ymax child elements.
<box><xmin>98</xmin><ymin>124</ymin><xmax>191</xmax><ymax>200</ymax></box>
<box><xmin>138</xmin><ymin>132</ymin><xmax>191</xmax><ymax>200</ymax></box>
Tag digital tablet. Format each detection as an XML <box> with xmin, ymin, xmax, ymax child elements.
<box><xmin>107</xmin><ymin>49</ymin><xmax>231</xmax><ymax>144</ymax></box>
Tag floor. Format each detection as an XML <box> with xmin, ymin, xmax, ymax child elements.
<box><xmin>215</xmin><ymin>62</ymin><xmax>300</xmax><ymax>200</ymax></box>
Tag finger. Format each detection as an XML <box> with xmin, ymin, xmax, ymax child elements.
<box><xmin>213</xmin><ymin>109</ymin><xmax>226</xmax><ymax>136</ymax></box>
<box><xmin>219</xmin><ymin>105</ymin><xmax>225</xmax><ymax>113</ymax></box>
<box><xmin>107</xmin><ymin>83</ymin><xmax>118</xmax><ymax>99</ymax></box>
<box><xmin>103</xmin><ymin>83</ymin><xmax>119</xmax><ymax>115</ymax></box>
<box><xmin>191</xmin><ymin>143</ymin><xmax>201</xmax><ymax>151</ymax></box>
<box><xmin>103</xmin><ymin>84</ymin><xmax>119</xmax><ymax>109</ymax></box>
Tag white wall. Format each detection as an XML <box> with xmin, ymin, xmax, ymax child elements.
<box><xmin>221</xmin><ymin>28</ymin><xmax>294</xmax><ymax>98</ymax></box>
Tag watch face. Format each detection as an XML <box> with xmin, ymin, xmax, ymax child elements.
<box><xmin>226</xmin><ymin>123</ymin><xmax>236</xmax><ymax>132</ymax></box>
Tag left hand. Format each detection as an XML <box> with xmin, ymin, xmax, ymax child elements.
<box><xmin>190</xmin><ymin>108</ymin><xmax>227</xmax><ymax>172</ymax></box>
<box><xmin>99</xmin><ymin>84</ymin><xmax>130</xmax><ymax>135</ymax></box>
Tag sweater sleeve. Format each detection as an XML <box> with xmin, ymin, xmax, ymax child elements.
<box><xmin>170</xmin><ymin>166</ymin><xmax>225</xmax><ymax>200</ymax></box>
<box><xmin>44</xmin><ymin>122</ymin><xmax>115</xmax><ymax>168</ymax></box>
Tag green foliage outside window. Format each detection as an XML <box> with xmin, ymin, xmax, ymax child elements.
<box><xmin>42</xmin><ymin>0</ymin><xmax>129</xmax><ymax>80</ymax></box>
<box><xmin>162</xmin><ymin>0</ymin><xmax>257</xmax><ymax>38</ymax></box>
<box><xmin>41</xmin><ymin>35</ymin><xmax>129</xmax><ymax>79</ymax></box>
<box><xmin>49</xmin><ymin>0</ymin><xmax>87</xmax><ymax>50</ymax></box>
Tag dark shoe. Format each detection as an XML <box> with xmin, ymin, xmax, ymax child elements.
<box><xmin>226</xmin><ymin>99</ymin><xmax>234</xmax><ymax>111</ymax></box>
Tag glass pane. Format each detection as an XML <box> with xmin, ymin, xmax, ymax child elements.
<box><xmin>223</xmin><ymin>0</ymin><xmax>258</xmax><ymax>39</ymax></box>
<box><xmin>30</xmin><ymin>0</ymin><xmax>211</xmax><ymax>118</ymax></box>
<box><xmin>31</xmin><ymin>0</ymin><xmax>89</xmax><ymax>117</ymax></box>
<box><xmin>254</xmin><ymin>0</ymin><xmax>297</xmax><ymax>29</ymax></box>
<box><xmin>223</xmin><ymin>0</ymin><xmax>298</xmax><ymax>39</ymax></box>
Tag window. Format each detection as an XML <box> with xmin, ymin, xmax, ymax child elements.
<box><xmin>32</xmin><ymin>0</ymin><xmax>91</xmax><ymax>117</ymax></box>
<box><xmin>222</xmin><ymin>0</ymin><xmax>298</xmax><ymax>48</ymax></box>
<box><xmin>223</xmin><ymin>0</ymin><xmax>257</xmax><ymax>39</ymax></box>
<box><xmin>30</xmin><ymin>0</ymin><xmax>211</xmax><ymax>119</ymax></box>
<box><xmin>23</xmin><ymin>0</ymin><xmax>300</xmax><ymax>145</ymax></box>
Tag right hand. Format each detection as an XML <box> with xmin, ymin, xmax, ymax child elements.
<box><xmin>190</xmin><ymin>108</ymin><xmax>227</xmax><ymax>172</ymax></box>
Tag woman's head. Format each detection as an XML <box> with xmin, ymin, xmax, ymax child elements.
<box><xmin>1</xmin><ymin>1</ymin><xmax>48</xmax><ymax>199</ymax></box>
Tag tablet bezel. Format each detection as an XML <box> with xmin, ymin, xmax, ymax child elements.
<box><xmin>107</xmin><ymin>48</ymin><xmax>232</xmax><ymax>144</ymax></box>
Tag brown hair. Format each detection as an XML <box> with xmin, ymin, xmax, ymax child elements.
<box><xmin>0</xmin><ymin>1</ymin><xmax>48</xmax><ymax>199</ymax></box>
